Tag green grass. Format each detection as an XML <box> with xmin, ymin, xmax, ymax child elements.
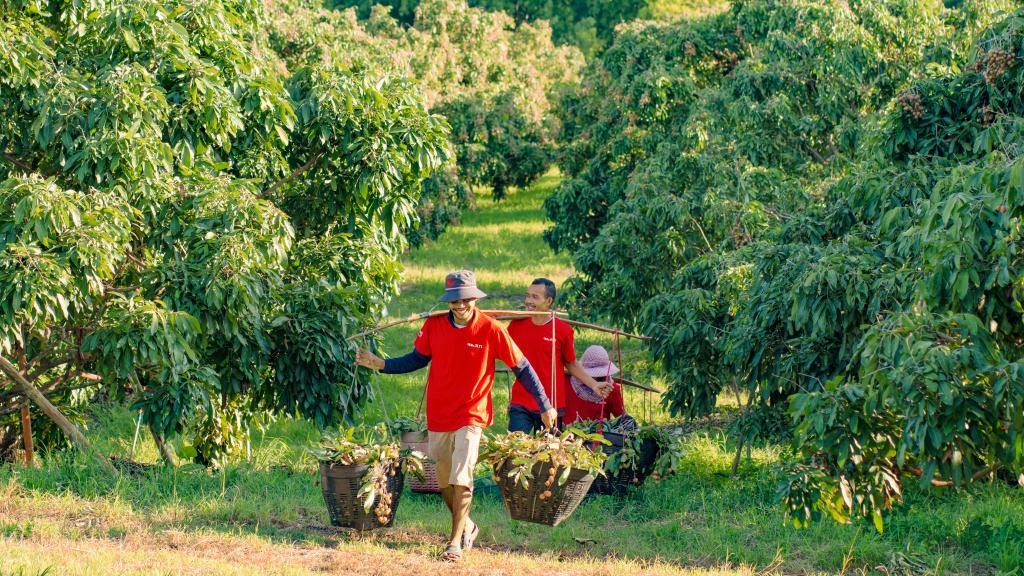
<box><xmin>3</xmin><ymin>171</ymin><xmax>1024</xmax><ymax>575</ymax></box>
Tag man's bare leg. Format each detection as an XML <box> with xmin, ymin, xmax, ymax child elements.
<box><xmin>441</xmin><ymin>486</ymin><xmax>475</xmax><ymax>544</ymax></box>
<box><xmin>447</xmin><ymin>484</ymin><xmax>473</xmax><ymax>547</ymax></box>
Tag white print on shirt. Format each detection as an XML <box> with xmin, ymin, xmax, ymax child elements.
<box><xmin>466</xmin><ymin>343</ymin><xmax>484</xmax><ymax>349</ymax></box>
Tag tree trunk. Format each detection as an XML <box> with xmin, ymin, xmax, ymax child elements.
<box><xmin>150</xmin><ymin>424</ymin><xmax>176</xmax><ymax>466</ymax></box>
<box><xmin>0</xmin><ymin>355</ymin><xmax>118</xmax><ymax>476</ymax></box>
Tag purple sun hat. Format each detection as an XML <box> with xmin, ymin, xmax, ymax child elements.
<box><xmin>439</xmin><ymin>270</ymin><xmax>488</xmax><ymax>302</ymax></box>
<box><xmin>570</xmin><ymin>345</ymin><xmax>619</xmax><ymax>403</ymax></box>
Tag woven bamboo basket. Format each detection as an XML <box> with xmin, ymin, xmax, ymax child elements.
<box><xmin>494</xmin><ymin>459</ymin><xmax>595</xmax><ymax>526</ymax></box>
<box><xmin>400</xmin><ymin>431</ymin><xmax>440</xmax><ymax>493</ymax></box>
<box><xmin>320</xmin><ymin>459</ymin><xmax>405</xmax><ymax>529</ymax></box>
<box><xmin>589</xmin><ymin>432</ymin><xmax>660</xmax><ymax>495</ymax></box>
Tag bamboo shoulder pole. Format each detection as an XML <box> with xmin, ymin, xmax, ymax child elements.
<box><xmin>561</xmin><ymin>319</ymin><xmax>651</xmax><ymax>341</ymax></box>
<box><xmin>493</xmin><ymin>367</ymin><xmax>662</xmax><ymax>394</ymax></box>
<box><xmin>0</xmin><ymin>356</ymin><xmax>118</xmax><ymax>476</ymax></box>
<box><xmin>613</xmin><ymin>376</ymin><xmax>663</xmax><ymax>394</ymax></box>
<box><xmin>347</xmin><ymin>309</ymin><xmax>568</xmax><ymax>341</ymax></box>
<box><xmin>493</xmin><ymin>316</ymin><xmax>650</xmax><ymax>341</ymax></box>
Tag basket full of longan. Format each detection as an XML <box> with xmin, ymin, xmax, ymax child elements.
<box><xmin>480</xmin><ymin>431</ymin><xmax>606</xmax><ymax>527</ymax></box>
<box><xmin>312</xmin><ymin>426</ymin><xmax>425</xmax><ymax>530</ymax></box>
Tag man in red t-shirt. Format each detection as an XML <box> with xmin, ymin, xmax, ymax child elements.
<box><xmin>355</xmin><ymin>270</ymin><xmax>555</xmax><ymax>562</ymax></box>
<box><xmin>506</xmin><ymin>278</ymin><xmax>612</xmax><ymax>433</ymax></box>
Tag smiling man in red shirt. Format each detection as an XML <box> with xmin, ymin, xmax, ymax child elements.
<box><xmin>355</xmin><ymin>270</ymin><xmax>555</xmax><ymax>562</ymax></box>
<box><xmin>506</xmin><ymin>278</ymin><xmax>611</xmax><ymax>433</ymax></box>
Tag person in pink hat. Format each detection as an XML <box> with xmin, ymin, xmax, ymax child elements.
<box><xmin>563</xmin><ymin>345</ymin><xmax>627</xmax><ymax>425</ymax></box>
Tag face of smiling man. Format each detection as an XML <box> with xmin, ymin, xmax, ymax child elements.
<box><xmin>523</xmin><ymin>283</ymin><xmax>552</xmax><ymax>313</ymax></box>
<box><xmin>448</xmin><ymin>297</ymin><xmax>477</xmax><ymax>325</ymax></box>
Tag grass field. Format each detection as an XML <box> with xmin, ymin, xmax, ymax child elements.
<box><xmin>2</xmin><ymin>172</ymin><xmax>1024</xmax><ymax>575</ymax></box>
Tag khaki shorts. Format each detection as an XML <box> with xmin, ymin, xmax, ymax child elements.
<box><xmin>428</xmin><ymin>425</ymin><xmax>482</xmax><ymax>490</ymax></box>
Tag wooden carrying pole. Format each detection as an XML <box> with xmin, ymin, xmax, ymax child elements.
<box><xmin>494</xmin><ymin>367</ymin><xmax>661</xmax><ymax>394</ymax></box>
<box><xmin>550</xmin><ymin>310</ymin><xmax>557</xmax><ymax>424</ymax></box>
<box><xmin>492</xmin><ymin>316</ymin><xmax>650</xmax><ymax>341</ymax></box>
<box><xmin>347</xmin><ymin>309</ymin><xmax>568</xmax><ymax>341</ymax></box>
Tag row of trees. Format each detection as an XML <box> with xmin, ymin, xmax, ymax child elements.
<box><xmin>545</xmin><ymin>0</ymin><xmax>1024</xmax><ymax>528</ymax></box>
<box><xmin>273</xmin><ymin>0</ymin><xmax>583</xmax><ymax>214</ymax></box>
<box><xmin>331</xmin><ymin>0</ymin><xmax>727</xmax><ymax>58</ymax></box>
<box><xmin>0</xmin><ymin>0</ymin><xmax>449</xmax><ymax>465</ymax></box>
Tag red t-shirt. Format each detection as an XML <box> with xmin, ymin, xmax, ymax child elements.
<box><xmin>564</xmin><ymin>382</ymin><xmax>625</xmax><ymax>425</ymax></box>
<box><xmin>507</xmin><ymin>317</ymin><xmax>575</xmax><ymax>411</ymax></box>
<box><xmin>415</xmin><ymin>311</ymin><xmax>523</xmax><ymax>432</ymax></box>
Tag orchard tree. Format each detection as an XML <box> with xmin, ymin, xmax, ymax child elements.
<box><xmin>546</xmin><ymin>0</ymin><xmax>1022</xmax><ymax>529</ymax></box>
<box><xmin>780</xmin><ymin>8</ymin><xmax>1024</xmax><ymax>529</ymax></box>
<box><xmin>0</xmin><ymin>0</ymin><xmax>449</xmax><ymax>466</ymax></box>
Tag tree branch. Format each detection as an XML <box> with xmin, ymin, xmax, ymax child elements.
<box><xmin>1</xmin><ymin>152</ymin><xmax>57</xmax><ymax>178</ymax></box>
<box><xmin>150</xmin><ymin>424</ymin><xmax>176</xmax><ymax>467</ymax></box>
<box><xmin>262</xmin><ymin>152</ymin><xmax>325</xmax><ymax>197</ymax></box>
<box><xmin>904</xmin><ymin>464</ymin><xmax>1002</xmax><ymax>487</ymax></box>
<box><xmin>0</xmin><ymin>380</ymin><xmax>100</xmax><ymax>417</ymax></box>
<box><xmin>26</xmin><ymin>354</ymin><xmax>79</xmax><ymax>383</ymax></box>
<box><xmin>1</xmin><ymin>152</ymin><xmax>37</xmax><ymax>174</ymax></box>
<box><xmin>803</xmin><ymin>142</ymin><xmax>828</xmax><ymax>164</ymax></box>
<box><xmin>0</xmin><ymin>355</ymin><xmax>118</xmax><ymax>476</ymax></box>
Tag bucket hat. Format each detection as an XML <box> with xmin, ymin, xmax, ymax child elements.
<box><xmin>570</xmin><ymin>345</ymin><xmax>619</xmax><ymax>403</ymax></box>
<box><xmin>440</xmin><ymin>270</ymin><xmax>488</xmax><ymax>302</ymax></box>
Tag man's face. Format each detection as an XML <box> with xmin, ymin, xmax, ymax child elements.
<box><xmin>524</xmin><ymin>284</ymin><xmax>553</xmax><ymax>312</ymax></box>
<box><xmin>448</xmin><ymin>298</ymin><xmax>477</xmax><ymax>324</ymax></box>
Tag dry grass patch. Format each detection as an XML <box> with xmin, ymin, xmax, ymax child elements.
<box><xmin>0</xmin><ymin>478</ymin><xmax>757</xmax><ymax>576</ymax></box>
<box><xmin>0</xmin><ymin>532</ymin><xmax>758</xmax><ymax>576</ymax></box>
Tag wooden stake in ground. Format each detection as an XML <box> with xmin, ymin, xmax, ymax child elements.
<box><xmin>0</xmin><ymin>355</ymin><xmax>118</xmax><ymax>476</ymax></box>
<box><xmin>20</xmin><ymin>402</ymin><xmax>32</xmax><ymax>465</ymax></box>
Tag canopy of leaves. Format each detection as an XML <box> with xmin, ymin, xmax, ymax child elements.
<box><xmin>0</xmin><ymin>0</ymin><xmax>449</xmax><ymax>464</ymax></box>
<box><xmin>330</xmin><ymin>0</ymin><xmax>729</xmax><ymax>58</ymax></box>
<box><xmin>272</xmin><ymin>0</ymin><xmax>582</xmax><ymax>207</ymax></box>
<box><xmin>544</xmin><ymin>0</ymin><xmax>1023</xmax><ymax>528</ymax></box>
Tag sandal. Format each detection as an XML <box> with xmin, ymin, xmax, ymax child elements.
<box><xmin>439</xmin><ymin>544</ymin><xmax>462</xmax><ymax>562</ymax></box>
<box><xmin>461</xmin><ymin>521</ymin><xmax>480</xmax><ymax>552</ymax></box>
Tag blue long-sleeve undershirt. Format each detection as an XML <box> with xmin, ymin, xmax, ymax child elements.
<box><xmin>510</xmin><ymin>358</ymin><xmax>552</xmax><ymax>412</ymax></box>
<box><xmin>382</xmin><ymin>349</ymin><xmax>431</xmax><ymax>374</ymax></box>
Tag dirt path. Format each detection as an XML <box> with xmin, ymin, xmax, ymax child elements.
<box><xmin>0</xmin><ymin>488</ymin><xmax>745</xmax><ymax>576</ymax></box>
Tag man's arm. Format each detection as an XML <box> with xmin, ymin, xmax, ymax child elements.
<box><xmin>355</xmin><ymin>348</ymin><xmax>430</xmax><ymax>373</ymax></box>
<box><xmin>510</xmin><ymin>357</ymin><xmax>558</xmax><ymax>429</ymax></box>
<box><xmin>510</xmin><ymin>357</ymin><xmax>552</xmax><ymax>412</ymax></box>
<box><xmin>566</xmin><ymin>360</ymin><xmax>612</xmax><ymax>399</ymax></box>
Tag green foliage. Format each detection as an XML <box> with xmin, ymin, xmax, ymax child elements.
<box><xmin>331</xmin><ymin>0</ymin><xmax>730</xmax><ymax>58</ymax></box>
<box><xmin>480</xmin><ymin>430</ymin><xmax>607</xmax><ymax>490</ymax></box>
<box><xmin>438</xmin><ymin>91</ymin><xmax>552</xmax><ymax>200</ymax></box>
<box><xmin>6</xmin><ymin>182</ymin><xmax>1024</xmax><ymax>573</ymax></box>
<box><xmin>0</xmin><ymin>0</ymin><xmax>448</xmax><ymax>465</ymax></box>
<box><xmin>545</xmin><ymin>0</ymin><xmax>1024</xmax><ymax>528</ymax></box>
<box><xmin>385</xmin><ymin>416</ymin><xmax>427</xmax><ymax>436</ymax></box>
<box><xmin>270</xmin><ymin>0</ymin><xmax>581</xmax><ymax>216</ymax></box>
<box><xmin>570</xmin><ymin>415</ymin><xmax>687</xmax><ymax>480</ymax></box>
